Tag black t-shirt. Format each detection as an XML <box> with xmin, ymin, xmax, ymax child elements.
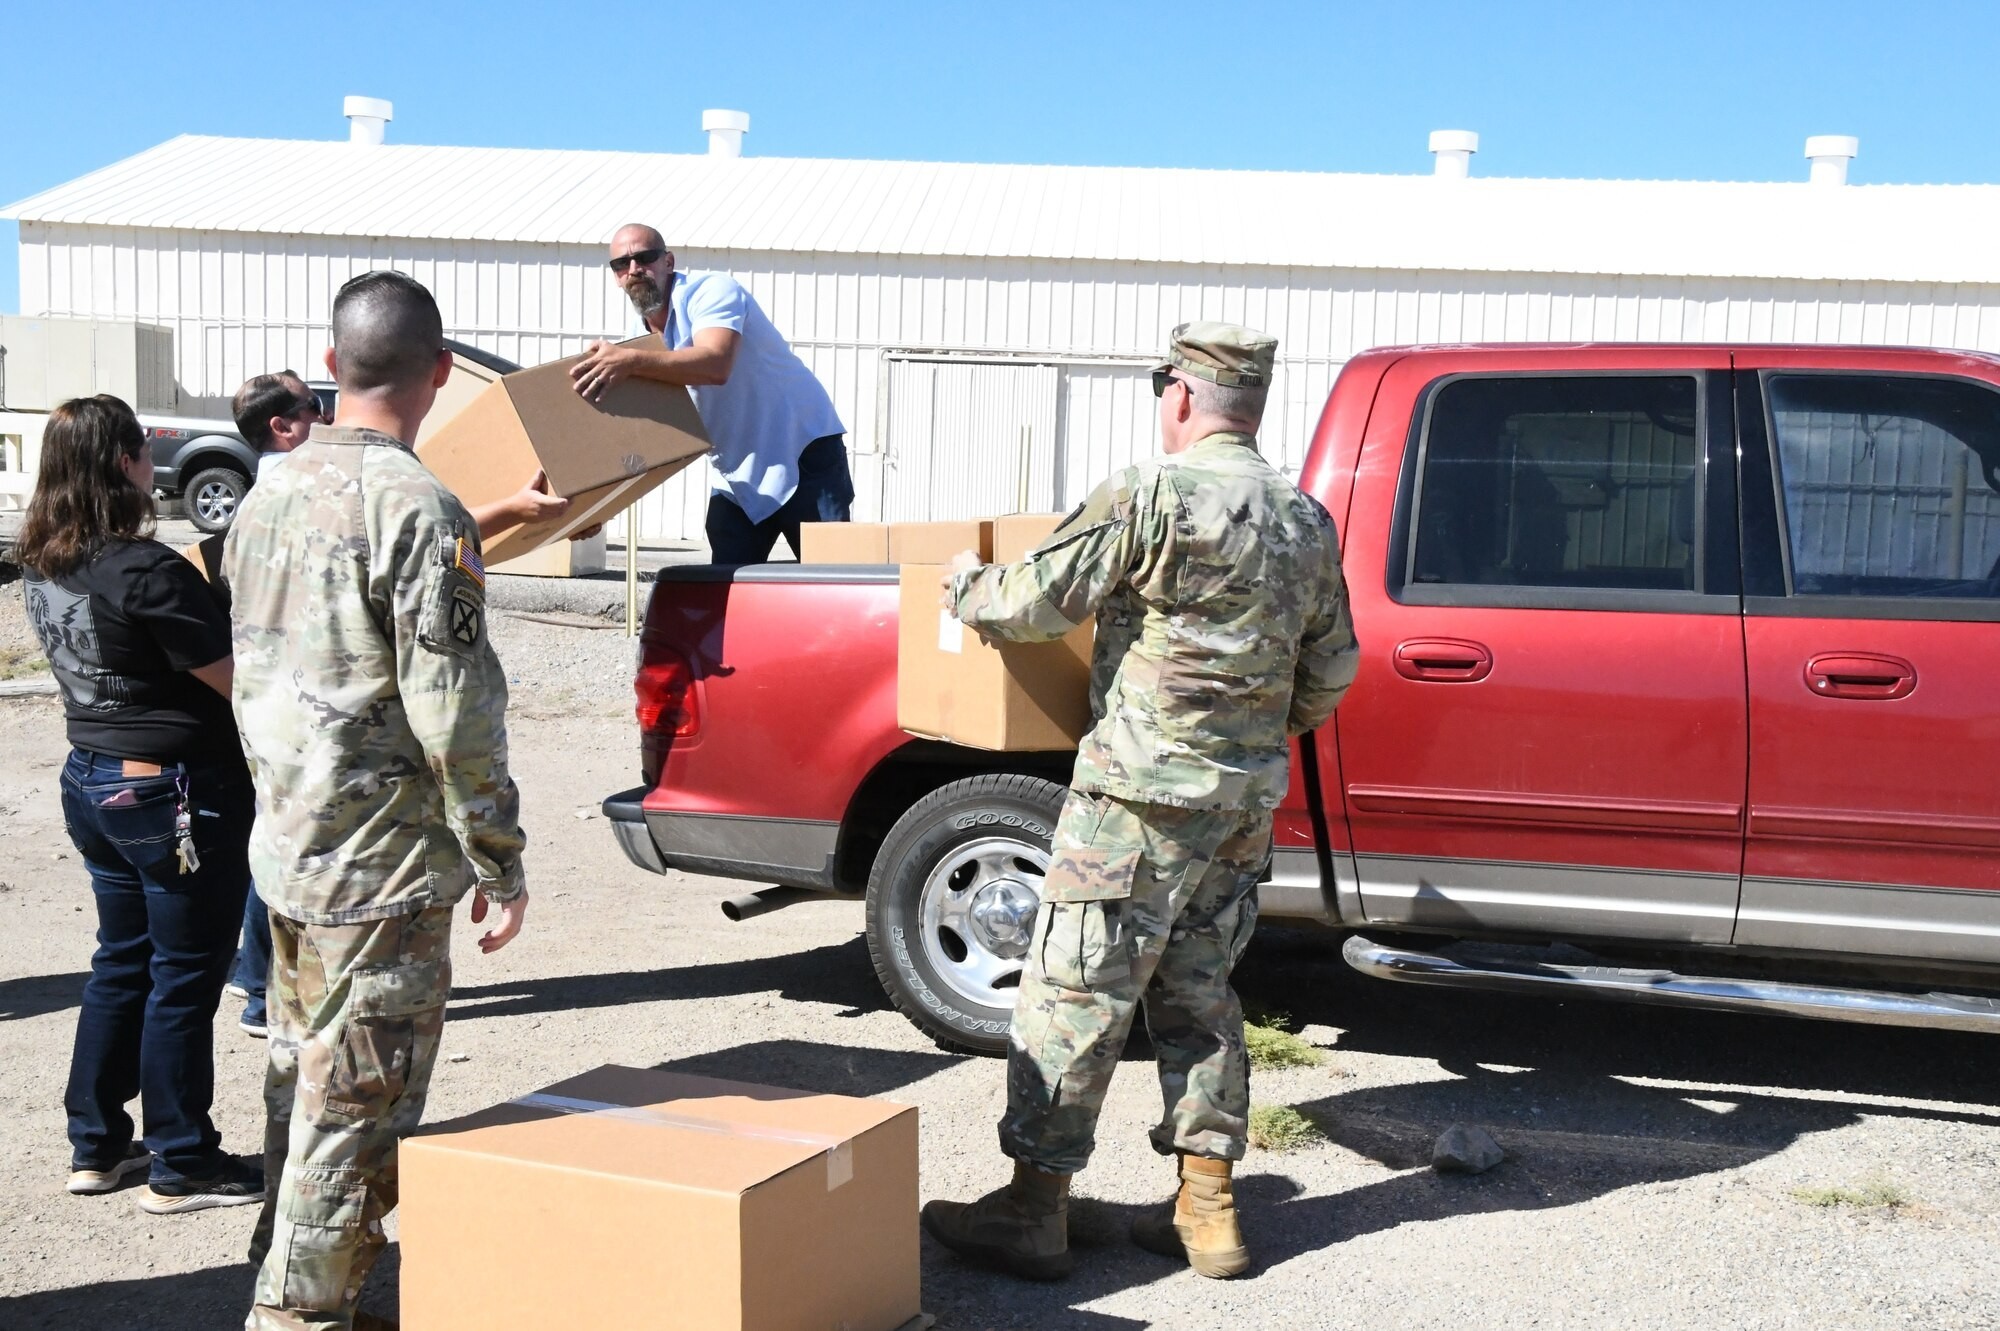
<box><xmin>22</xmin><ymin>538</ymin><xmax>241</xmax><ymax>764</ymax></box>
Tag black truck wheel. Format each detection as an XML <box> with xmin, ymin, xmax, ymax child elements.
<box><xmin>865</xmin><ymin>773</ymin><xmax>1066</xmax><ymax>1055</ymax></box>
<box><xmin>184</xmin><ymin>466</ymin><xmax>249</xmax><ymax>534</ymax></box>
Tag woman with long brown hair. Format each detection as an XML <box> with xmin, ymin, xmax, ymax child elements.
<box><xmin>16</xmin><ymin>395</ymin><xmax>263</xmax><ymax>1214</ymax></box>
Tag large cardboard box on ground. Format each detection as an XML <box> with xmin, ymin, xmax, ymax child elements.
<box><xmin>400</xmin><ymin>1065</ymin><xmax>920</xmax><ymax>1331</ymax></box>
<box><xmin>897</xmin><ymin>512</ymin><xmax>1094</xmax><ymax>751</ymax></box>
<box><xmin>414</xmin><ymin>339</ymin><xmax>709</xmax><ymax>568</ymax></box>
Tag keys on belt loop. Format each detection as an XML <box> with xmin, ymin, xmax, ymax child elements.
<box><xmin>173</xmin><ymin>772</ymin><xmax>201</xmax><ymax>876</ymax></box>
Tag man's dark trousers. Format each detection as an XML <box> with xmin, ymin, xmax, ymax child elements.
<box><xmin>705</xmin><ymin>434</ymin><xmax>854</xmax><ymax>564</ymax></box>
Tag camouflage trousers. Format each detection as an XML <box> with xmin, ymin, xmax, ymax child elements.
<box><xmin>1000</xmin><ymin>791</ymin><xmax>1270</xmax><ymax>1174</ymax></box>
<box><xmin>245</xmin><ymin>905</ymin><xmax>453</xmax><ymax>1331</ymax></box>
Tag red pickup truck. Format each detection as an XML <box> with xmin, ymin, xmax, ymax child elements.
<box><xmin>603</xmin><ymin>343</ymin><xmax>2000</xmax><ymax>1054</ymax></box>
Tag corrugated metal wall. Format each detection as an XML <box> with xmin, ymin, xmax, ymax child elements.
<box><xmin>22</xmin><ymin>220</ymin><xmax>2000</xmax><ymax>545</ymax></box>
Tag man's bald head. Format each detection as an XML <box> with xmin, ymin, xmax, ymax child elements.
<box><xmin>613</xmin><ymin>223</ymin><xmax>666</xmax><ymax>252</ymax></box>
<box><xmin>330</xmin><ymin>270</ymin><xmax>445</xmax><ymax>393</ymax></box>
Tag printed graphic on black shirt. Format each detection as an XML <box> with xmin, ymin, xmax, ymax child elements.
<box><xmin>24</xmin><ymin>578</ymin><xmax>122</xmax><ymax>711</ymax></box>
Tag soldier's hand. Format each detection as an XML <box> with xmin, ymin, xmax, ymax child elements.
<box><xmin>470</xmin><ymin>885</ymin><xmax>529</xmax><ymax>954</ymax></box>
<box><xmin>939</xmin><ymin>549</ymin><xmax>984</xmax><ymax>609</ymax></box>
<box><xmin>509</xmin><ymin>470</ymin><xmax>570</xmax><ymax>525</ymax></box>
<box><xmin>571</xmin><ymin>340</ymin><xmax>634</xmax><ymax>403</ymax></box>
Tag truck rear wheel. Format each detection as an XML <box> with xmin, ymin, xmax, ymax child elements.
<box><xmin>865</xmin><ymin>773</ymin><xmax>1066</xmax><ymax>1055</ymax></box>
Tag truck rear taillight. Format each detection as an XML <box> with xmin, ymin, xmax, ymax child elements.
<box><xmin>635</xmin><ymin>650</ymin><xmax>700</xmax><ymax>737</ymax></box>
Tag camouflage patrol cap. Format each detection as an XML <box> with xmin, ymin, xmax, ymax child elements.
<box><xmin>1155</xmin><ymin>321</ymin><xmax>1278</xmax><ymax>388</ymax></box>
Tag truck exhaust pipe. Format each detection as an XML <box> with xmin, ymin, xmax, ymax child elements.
<box><xmin>1342</xmin><ymin>934</ymin><xmax>2000</xmax><ymax>1035</ymax></box>
<box><xmin>720</xmin><ymin>887</ymin><xmax>817</xmax><ymax>922</ymax></box>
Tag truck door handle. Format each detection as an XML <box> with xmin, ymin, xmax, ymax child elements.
<box><xmin>1393</xmin><ymin>638</ymin><xmax>1493</xmax><ymax>683</ymax></box>
<box><xmin>1805</xmin><ymin>653</ymin><xmax>1916</xmax><ymax>701</ymax></box>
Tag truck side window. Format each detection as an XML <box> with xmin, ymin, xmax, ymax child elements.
<box><xmin>1766</xmin><ymin>374</ymin><xmax>2000</xmax><ymax>599</ymax></box>
<box><xmin>1412</xmin><ymin>376</ymin><xmax>1700</xmax><ymax>592</ymax></box>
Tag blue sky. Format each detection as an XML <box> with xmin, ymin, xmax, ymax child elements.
<box><xmin>6</xmin><ymin>0</ymin><xmax>1998</xmax><ymax>314</ymax></box>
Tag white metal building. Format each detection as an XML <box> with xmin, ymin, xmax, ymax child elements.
<box><xmin>8</xmin><ymin>107</ymin><xmax>2000</xmax><ymax>545</ymax></box>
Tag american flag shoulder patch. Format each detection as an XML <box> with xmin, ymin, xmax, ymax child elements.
<box><xmin>454</xmin><ymin>536</ymin><xmax>486</xmax><ymax>588</ymax></box>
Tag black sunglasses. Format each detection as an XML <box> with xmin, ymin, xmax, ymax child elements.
<box><xmin>1151</xmin><ymin>369</ymin><xmax>1186</xmax><ymax>398</ymax></box>
<box><xmin>609</xmin><ymin>247</ymin><xmax>666</xmax><ymax>275</ymax></box>
<box><xmin>290</xmin><ymin>393</ymin><xmax>326</xmax><ymax>420</ymax></box>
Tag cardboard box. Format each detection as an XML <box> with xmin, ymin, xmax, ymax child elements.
<box><xmin>492</xmin><ymin>530</ymin><xmax>607</xmax><ymax>578</ymax></box>
<box><xmin>415</xmin><ymin>340</ymin><xmax>710</xmax><ymax>565</ymax></box>
<box><xmin>180</xmin><ymin>532</ymin><xmax>226</xmax><ymax>583</ymax></box>
<box><xmin>400</xmin><ymin>1065</ymin><xmax>920</xmax><ymax>1331</ymax></box>
<box><xmin>890</xmin><ymin>520</ymin><xmax>992</xmax><ymax>565</ymax></box>
<box><xmin>992</xmin><ymin>512</ymin><xmax>1069</xmax><ymax>562</ymax></box>
<box><xmin>797</xmin><ymin>520</ymin><xmax>996</xmax><ymax>566</ymax></box>
<box><xmin>898</xmin><ymin>564</ymin><xmax>1093</xmax><ymax>751</ymax></box>
<box><xmin>797</xmin><ymin>521</ymin><xmax>891</xmax><ymax>564</ymax></box>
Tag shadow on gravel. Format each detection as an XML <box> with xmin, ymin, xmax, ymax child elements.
<box><xmin>447</xmin><ymin>934</ymin><xmax>889</xmax><ymax>1023</ymax></box>
<box><xmin>0</xmin><ymin>1260</ymin><xmax>255</xmax><ymax>1331</ymax></box>
<box><xmin>0</xmin><ymin>969</ymin><xmax>87</xmax><ymax>1021</ymax></box>
<box><xmin>654</xmin><ymin>1037</ymin><xmax>958</xmax><ymax>1098</ymax></box>
<box><xmin>1242</xmin><ymin>1074</ymin><xmax>1857</xmax><ymax>1272</ymax></box>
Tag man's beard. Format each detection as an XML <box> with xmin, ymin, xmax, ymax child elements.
<box><xmin>626</xmin><ymin>276</ymin><xmax>667</xmax><ymax>318</ymax></box>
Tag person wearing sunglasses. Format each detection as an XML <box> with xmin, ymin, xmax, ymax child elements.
<box><xmin>570</xmin><ymin>224</ymin><xmax>852</xmax><ymax>564</ymax></box>
<box><xmin>922</xmin><ymin>323</ymin><xmax>1359</xmax><ymax>1284</ymax></box>
<box><xmin>233</xmin><ymin>372</ymin><xmax>326</xmax><ymax>482</ymax></box>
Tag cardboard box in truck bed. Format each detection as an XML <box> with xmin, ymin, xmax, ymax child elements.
<box><xmin>415</xmin><ymin>340</ymin><xmax>709</xmax><ymax>566</ymax></box>
<box><xmin>798</xmin><ymin>520</ymin><xmax>995</xmax><ymax>565</ymax></box>
<box><xmin>896</xmin><ymin>512</ymin><xmax>1093</xmax><ymax>751</ymax></box>
<box><xmin>399</xmin><ymin>1065</ymin><xmax>920</xmax><ymax>1331</ymax></box>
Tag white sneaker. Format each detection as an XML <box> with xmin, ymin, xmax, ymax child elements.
<box><xmin>68</xmin><ymin>1145</ymin><xmax>151</xmax><ymax>1195</ymax></box>
<box><xmin>224</xmin><ymin>982</ymin><xmax>250</xmax><ymax>1000</ymax></box>
<box><xmin>137</xmin><ymin>1157</ymin><xmax>266</xmax><ymax>1214</ymax></box>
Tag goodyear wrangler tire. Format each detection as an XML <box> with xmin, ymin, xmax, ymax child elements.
<box><xmin>865</xmin><ymin>773</ymin><xmax>1067</xmax><ymax>1056</ymax></box>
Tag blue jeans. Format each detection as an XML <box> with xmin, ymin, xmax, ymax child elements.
<box><xmin>232</xmin><ymin>882</ymin><xmax>272</xmax><ymax>1025</ymax></box>
<box><xmin>59</xmin><ymin>749</ymin><xmax>254</xmax><ymax>1182</ymax></box>
<box><xmin>705</xmin><ymin>433</ymin><xmax>855</xmax><ymax>564</ymax></box>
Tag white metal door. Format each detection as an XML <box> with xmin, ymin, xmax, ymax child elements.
<box><xmin>882</xmin><ymin>359</ymin><xmax>1059</xmax><ymax>522</ymax></box>
<box><xmin>1056</xmin><ymin>364</ymin><xmax>1160</xmax><ymax>507</ymax></box>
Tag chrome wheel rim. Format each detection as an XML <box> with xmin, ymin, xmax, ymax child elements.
<box><xmin>195</xmin><ymin>480</ymin><xmax>238</xmax><ymax>524</ymax></box>
<box><xmin>919</xmin><ymin>836</ymin><xmax>1048</xmax><ymax>1012</ymax></box>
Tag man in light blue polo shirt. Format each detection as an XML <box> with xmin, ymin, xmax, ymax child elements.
<box><xmin>571</xmin><ymin>223</ymin><xmax>852</xmax><ymax>563</ymax></box>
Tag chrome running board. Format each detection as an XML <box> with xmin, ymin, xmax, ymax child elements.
<box><xmin>1342</xmin><ymin>935</ymin><xmax>2000</xmax><ymax>1034</ymax></box>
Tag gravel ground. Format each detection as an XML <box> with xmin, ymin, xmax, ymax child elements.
<box><xmin>1</xmin><ymin>587</ymin><xmax>1998</xmax><ymax>1331</ymax></box>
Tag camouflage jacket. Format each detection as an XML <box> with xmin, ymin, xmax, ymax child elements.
<box><xmin>220</xmin><ymin>425</ymin><xmax>524</xmax><ymax>924</ymax></box>
<box><xmin>953</xmin><ymin>432</ymin><xmax>1359</xmax><ymax>811</ymax></box>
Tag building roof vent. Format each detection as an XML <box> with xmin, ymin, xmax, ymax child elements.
<box><xmin>344</xmin><ymin>96</ymin><xmax>393</xmax><ymax>146</ymax></box>
<box><xmin>1805</xmin><ymin>135</ymin><xmax>1858</xmax><ymax>186</ymax></box>
<box><xmin>703</xmin><ymin>109</ymin><xmax>750</xmax><ymax>158</ymax></box>
<box><xmin>1429</xmin><ymin>130</ymin><xmax>1479</xmax><ymax>178</ymax></box>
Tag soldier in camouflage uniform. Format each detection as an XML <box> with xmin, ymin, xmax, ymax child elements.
<box><xmin>219</xmin><ymin>271</ymin><xmax>528</xmax><ymax>1331</ymax></box>
<box><xmin>920</xmin><ymin>323</ymin><xmax>1359</xmax><ymax>1282</ymax></box>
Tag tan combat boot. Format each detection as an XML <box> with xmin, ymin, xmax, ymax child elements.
<box><xmin>920</xmin><ymin>1161</ymin><xmax>1073</xmax><ymax>1281</ymax></box>
<box><xmin>1131</xmin><ymin>1154</ymin><xmax>1250</xmax><ymax>1279</ymax></box>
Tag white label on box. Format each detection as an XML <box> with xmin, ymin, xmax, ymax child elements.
<box><xmin>826</xmin><ymin>1140</ymin><xmax>854</xmax><ymax>1190</ymax></box>
<box><xmin>937</xmin><ymin>610</ymin><xmax>963</xmax><ymax>654</ymax></box>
